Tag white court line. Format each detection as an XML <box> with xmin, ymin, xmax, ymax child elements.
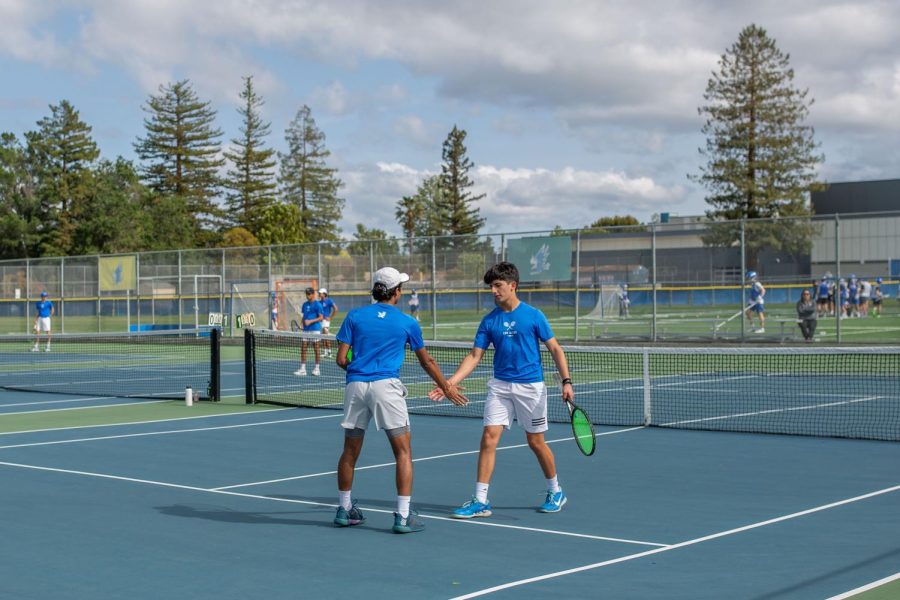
<box><xmin>451</xmin><ymin>483</ymin><xmax>900</xmax><ymax>599</ymax></box>
<box><xmin>212</xmin><ymin>426</ymin><xmax>645</xmax><ymax>490</ymax></box>
<box><xmin>0</xmin><ymin>395</ymin><xmax>119</xmax><ymax>408</ymax></box>
<box><xmin>0</xmin><ymin>409</ymin><xmax>327</xmax><ymax>442</ymax></box>
<box><xmin>0</xmin><ymin>457</ymin><xmax>666</xmax><ymax>548</ymax></box>
<box><xmin>826</xmin><ymin>571</ymin><xmax>900</xmax><ymax>599</ymax></box>
<box><xmin>659</xmin><ymin>396</ymin><xmax>885</xmax><ymax>427</ymax></box>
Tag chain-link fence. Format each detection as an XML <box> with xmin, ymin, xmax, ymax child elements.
<box><xmin>1</xmin><ymin>212</ymin><xmax>898</xmax><ymax>343</ymax></box>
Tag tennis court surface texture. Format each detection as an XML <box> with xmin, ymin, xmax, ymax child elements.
<box><xmin>0</xmin><ymin>329</ymin><xmax>898</xmax><ymax>599</ymax></box>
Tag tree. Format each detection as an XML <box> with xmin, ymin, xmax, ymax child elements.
<box><xmin>395</xmin><ymin>193</ymin><xmax>425</xmax><ymax>255</ymax></box>
<box><xmin>438</xmin><ymin>125</ymin><xmax>485</xmax><ymax>250</ymax></box>
<box><xmin>279</xmin><ymin>105</ymin><xmax>344</xmax><ymax>243</ymax></box>
<box><xmin>134</xmin><ymin>80</ymin><xmax>224</xmax><ymax>244</ymax></box>
<box><xmin>347</xmin><ymin>223</ymin><xmax>400</xmax><ymax>256</ymax></box>
<box><xmin>0</xmin><ymin>133</ymin><xmax>42</xmax><ymax>258</ymax></box>
<box><xmin>221</xmin><ymin>226</ymin><xmax>260</xmax><ymax>248</ymax></box>
<box><xmin>692</xmin><ymin>24</ymin><xmax>824</xmax><ymax>269</ymax></box>
<box><xmin>68</xmin><ymin>158</ymin><xmax>150</xmax><ymax>255</ymax></box>
<box><xmin>223</xmin><ymin>76</ymin><xmax>277</xmax><ymax>236</ymax></box>
<box><xmin>586</xmin><ymin>215</ymin><xmax>646</xmax><ymax>234</ymax></box>
<box><xmin>26</xmin><ymin>100</ymin><xmax>100</xmax><ymax>254</ymax></box>
<box><xmin>255</xmin><ymin>203</ymin><xmax>306</xmax><ymax>246</ymax></box>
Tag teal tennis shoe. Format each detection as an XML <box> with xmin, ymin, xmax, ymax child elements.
<box><xmin>392</xmin><ymin>510</ymin><xmax>425</xmax><ymax>533</ymax></box>
<box><xmin>334</xmin><ymin>500</ymin><xmax>366</xmax><ymax>527</ymax></box>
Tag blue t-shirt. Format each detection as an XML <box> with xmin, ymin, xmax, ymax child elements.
<box><xmin>35</xmin><ymin>300</ymin><xmax>53</xmax><ymax>318</ymax></box>
<box><xmin>321</xmin><ymin>297</ymin><xmax>336</xmax><ymax>318</ymax></box>
<box><xmin>749</xmin><ymin>282</ymin><xmax>764</xmax><ymax>303</ymax></box>
<box><xmin>301</xmin><ymin>300</ymin><xmax>324</xmax><ymax>332</ymax></box>
<box><xmin>474</xmin><ymin>302</ymin><xmax>554</xmax><ymax>383</ymax></box>
<box><xmin>817</xmin><ymin>281</ymin><xmax>829</xmax><ymax>299</ymax></box>
<box><xmin>336</xmin><ymin>303</ymin><xmax>425</xmax><ymax>382</ymax></box>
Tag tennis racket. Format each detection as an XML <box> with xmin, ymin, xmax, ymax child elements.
<box><xmin>290</xmin><ymin>319</ymin><xmax>301</xmax><ymax>332</ymax></box>
<box><xmin>554</xmin><ymin>373</ymin><xmax>595</xmax><ymax>456</ymax></box>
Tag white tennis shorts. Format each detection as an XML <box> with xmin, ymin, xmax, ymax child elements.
<box><xmin>483</xmin><ymin>378</ymin><xmax>548</xmax><ymax>433</ymax></box>
<box><xmin>341</xmin><ymin>378</ymin><xmax>410</xmax><ymax>432</ymax></box>
<box><xmin>322</xmin><ymin>319</ymin><xmax>331</xmax><ymax>330</ymax></box>
<box><xmin>35</xmin><ymin>317</ymin><xmax>51</xmax><ymax>332</ymax></box>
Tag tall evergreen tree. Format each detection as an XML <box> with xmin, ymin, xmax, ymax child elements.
<box><xmin>134</xmin><ymin>80</ymin><xmax>224</xmax><ymax>244</ymax></box>
<box><xmin>439</xmin><ymin>125</ymin><xmax>485</xmax><ymax>251</ymax></box>
<box><xmin>224</xmin><ymin>76</ymin><xmax>277</xmax><ymax>236</ymax></box>
<box><xmin>279</xmin><ymin>105</ymin><xmax>344</xmax><ymax>243</ymax></box>
<box><xmin>693</xmin><ymin>24</ymin><xmax>824</xmax><ymax>269</ymax></box>
<box><xmin>26</xmin><ymin>100</ymin><xmax>99</xmax><ymax>254</ymax></box>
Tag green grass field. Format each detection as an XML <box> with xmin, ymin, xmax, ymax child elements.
<box><xmin>2</xmin><ymin>300</ymin><xmax>898</xmax><ymax>344</ymax></box>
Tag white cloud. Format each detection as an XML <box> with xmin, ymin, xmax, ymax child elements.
<box><xmin>337</xmin><ymin>162</ymin><xmax>685</xmax><ymax>236</ymax></box>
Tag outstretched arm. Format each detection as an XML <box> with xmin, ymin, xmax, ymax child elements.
<box><xmin>414</xmin><ymin>347</ymin><xmax>468</xmax><ymax>406</ymax></box>
<box><xmin>427</xmin><ymin>346</ymin><xmax>485</xmax><ymax>401</ymax></box>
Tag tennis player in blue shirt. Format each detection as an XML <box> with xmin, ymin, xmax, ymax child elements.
<box><xmin>295</xmin><ymin>287</ymin><xmax>324</xmax><ymax>376</ymax></box>
<box><xmin>430</xmin><ymin>262</ymin><xmax>574</xmax><ymax>518</ymax></box>
<box><xmin>334</xmin><ymin>267</ymin><xmax>467</xmax><ymax>534</ymax></box>
<box><xmin>33</xmin><ymin>291</ymin><xmax>54</xmax><ymax>352</ymax></box>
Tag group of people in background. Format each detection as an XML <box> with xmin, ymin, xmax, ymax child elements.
<box><xmin>812</xmin><ymin>273</ymin><xmax>884</xmax><ymax>320</ymax></box>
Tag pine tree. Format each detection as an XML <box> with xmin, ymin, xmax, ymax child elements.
<box><xmin>395</xmin><ymin>193</ymin><xmax>426</xmax><ymax>255</ymax></box>
<box><xmin>26</xmin><ymin>100</ymin><xmax>99</xmax><ymax>254</ymax></box>
<box><xmin>224</xmin><ymin>76</ymin><xmax>277</xmax><ymax>236</ymax></box>
<box><xmin>278</xmin><ymin>105</ymin><xmax>344</xmax><ymax>243</ymax></box>
<box><xmin>439</xmin><ymin>125</ymin><xmax>485</xmax><ymax>251</ymax></box>
<box><xmin>134</xmin><ymin>80</ymin><xmax>224</xmax><ymax>244</ymax></box>
<box><xmin>693</xmin><ymin>24</ymin><xmax>824</xmax><ymax>269</ymax></box>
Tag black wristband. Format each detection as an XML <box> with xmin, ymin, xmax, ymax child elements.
<box><xmin>561</xmin><ymin>378</ymin><xmax>573</xmax><ymax>386</ymax></box>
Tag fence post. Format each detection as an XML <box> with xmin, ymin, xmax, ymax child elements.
<box><xmin>651</xmin><ymin>223</ymin><xmax>657</xmax><ymax>342</ymax></box>
<box><xmin>60</xmin><ymin>257</ymin><xmax>65</xmax><ymax>333</ymax></box>
<box><xmin>835</xmin><ymin>214</ymin><xmax>841</xmax><ymax>343</ymax></box>
<box><xmin>574</xmin><ymin>229</ymin><xmax>581</xmax><ymax>343</ymax></box>
<box><xmin>431</xmin><ymin>236</ymin><xmax>437</xmax><ymax>340</ymax></box>
<box><xmin>178</xmin><ymin>250</ymin><xmax>183</xmax><ymax>329</ymax></box>
<box><xmin>740</xmin><ymin>219</ymin><xmax>746</xmax><ymax>340</ymax></box>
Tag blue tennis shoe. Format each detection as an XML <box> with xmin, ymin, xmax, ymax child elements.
<box><xmin>334</xmin><ymin>500</ymin><xmax>366</xmax><ymax>527</ymax></box>
<box><xmin>451</xmin><ymin>497</ymin><xmax>493</xmax><ymax>519</ymax></box>
<box><xmin>538</xmin><ymin>489</ymin><xmax>567</xmax><ymax>513</ymax></box>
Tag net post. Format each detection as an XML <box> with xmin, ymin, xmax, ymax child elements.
<box><xmin>210</xmin><ymin>327</ymin><xmax>221</xmax><ymax>401</ymax></box>
<box><xmin>642</xmin><ymin>348</ymin><xmax>652</xmax><ymax>426</ymax></box>
<box><xmin>244</xmin><ymin>328</ymin><xmax>256</xmax><ymax>404</ymax></box>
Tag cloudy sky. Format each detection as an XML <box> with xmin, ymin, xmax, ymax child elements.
<box><xmin>1</xmin><ymin>0</ymin><xmax>898</xmax><ymax>237</ymax></box>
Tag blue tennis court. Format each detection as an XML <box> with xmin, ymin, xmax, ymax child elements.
<box><xmin>1</xmin><ymin>369</ymin><xmax>899</xmax><ymax>598</ymax></box>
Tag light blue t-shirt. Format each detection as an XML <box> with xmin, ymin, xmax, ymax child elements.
<box><xmin>321</xmin><ymin>297</ymin><xmax>336</xmax><ymax>318</ymax></box>
<box><xmin>35</xmin><ymin>300</ymin><xmax>53</xmax><ymax>318</ymax></box>
<box><xmin>336</xmin><ymin>303</ymin><xmax>425</xmax><ymax>383</ymax></box>
<box><xmin>474</xmin><ymin>302</ymin><xmax>554</xmax><ymax>383</ymax></box>
<box><xmin>301</xmin><ymin>300</ymin><xmax>324</xmax><ymax>331</ymax></box>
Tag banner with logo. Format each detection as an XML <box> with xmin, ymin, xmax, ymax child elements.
<box><xmin>507</xmin><ymin>236</ymin><xmax>572</xmax><ymax>282</ymax></box>
<box><xmin>99</xmin><ymin>256</ymin><xmax>137</xmax><ymax>291</ymax></box>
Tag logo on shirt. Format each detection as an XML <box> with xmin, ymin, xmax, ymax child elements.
<box><xmin>378</xmin><ymin>311</ymin><xmax>386</xmax><ymax>319</ymax></box>
<box><xmin>502</xmin><ymin>320</ymin><xmax>517</xmax><ymax>337</ymax></box>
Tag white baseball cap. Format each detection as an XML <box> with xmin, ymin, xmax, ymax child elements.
<box><xmin>319</xmin><ymin>288</ymin><xmax>328</xmax><ymax>294</ymax></box>
<box><xmin>373</xmin><ymin>267</ymin><xmax>409</xmax><ymax>288</ymax></box>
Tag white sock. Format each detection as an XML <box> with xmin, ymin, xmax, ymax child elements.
<box><xmin>397</xmin><ymin>495</ymin><xmax>411</xmax><ymax>518</ymax></box>
<box><xmin>546</xmin><ymin>476</ymin><xmax>560</xmax><ymax>493</ymax></box>
<box><xmin>338</xmin><ymin>490</ymin><xmax>352</xmax><ymax>511</ymax></box>
<box><xmin>475</xmin><ymin>482</ymin><xmax>490</xmax><ymax>504</ymax></box>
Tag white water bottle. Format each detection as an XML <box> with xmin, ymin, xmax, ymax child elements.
<box><xmin>185</xmin><ymin>386</ymin><xmax>193</xmax><ymax>407</ymax></box>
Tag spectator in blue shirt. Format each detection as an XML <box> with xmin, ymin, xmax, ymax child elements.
<box><xmin>294</xmin><ymin>287</ymin><xmax>324</xmax><ymax>376</ymax></box>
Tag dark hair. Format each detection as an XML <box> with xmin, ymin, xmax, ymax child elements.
<box><xmin>483</xmin><ymin>262</ymin><xmax>519</xmax><ymax>286</ymax></box>
<box><xmin>372</xmin><ymin>282</ymin><xmax>401</xmax><ymax>302</ymax></box>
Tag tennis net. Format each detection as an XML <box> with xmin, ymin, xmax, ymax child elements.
<box><xmin>0</xmin><ymin>329</ymin><xmax>220</xmax><ymax>401</ymax></box>
<box><xmin>244</xmin><ymin>329</ymin><xmax>900</xmax><ymax>441</ymax></box>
